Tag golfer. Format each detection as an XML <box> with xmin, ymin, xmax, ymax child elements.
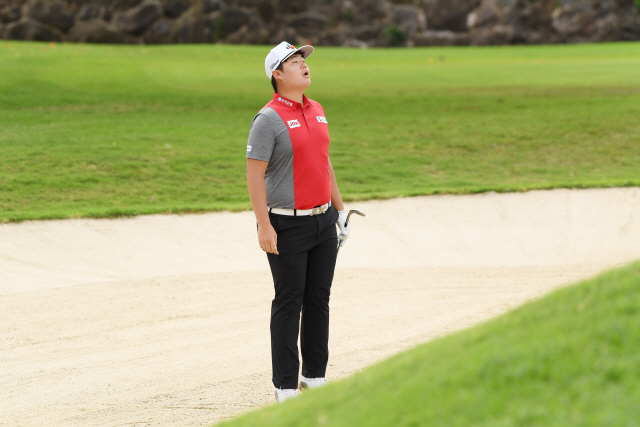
<box><xmin>246</xmin><ymin>41</ymin><xmax>351</xmax><ymax>403</ymax></box>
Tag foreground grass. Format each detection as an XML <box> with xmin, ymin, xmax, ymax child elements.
<box><xmin>217</xmin><ymin>261</ymin><xmax>640</xmax><ymax>427</ymax></box>
<box><xmin>1</xmin><ymin>41</ymin><xmax>639</xmax><ymax>222</ymax></box>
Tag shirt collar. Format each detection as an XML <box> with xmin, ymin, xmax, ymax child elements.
<box><xmin>272</xmin><ymin>93</ymin><xmax>312</xmax><ymax>110</ymax></box>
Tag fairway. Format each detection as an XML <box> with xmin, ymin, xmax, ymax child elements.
<box><xmin>1</xmin><ymin>41</ymin><xmax>640</xmax><ymax>222</ymax></box>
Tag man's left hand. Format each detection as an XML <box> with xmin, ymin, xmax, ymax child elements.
<box><xmin>337</xmin><ymin>209</ymin><xmax>351</xmax><ymax>247</ymax></box>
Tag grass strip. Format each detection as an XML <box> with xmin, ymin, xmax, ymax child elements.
<box><xmin>1</xmin><ymin>41</ymin><xmax>639</xmax><ymax>222</ymax></box>
<box><xmin>216</xmin><ymin>260</ymin><xmax>640</xmax><ymax>426</ymax></box>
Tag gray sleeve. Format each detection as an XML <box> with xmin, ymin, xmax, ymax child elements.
<box><xmin>246</xmin><ymin>111</ymin><xmax>276</xmax><ymax>161</ymax></box>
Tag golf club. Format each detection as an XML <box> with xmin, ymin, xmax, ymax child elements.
<box><xmin>337</xmin><ymin>209</ymin><xmax>366</xmax><ymax>254</ymax></box>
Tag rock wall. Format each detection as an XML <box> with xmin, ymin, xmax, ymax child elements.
<box><xmin>1</xmin><ymin>0</ymin><xmax>639</xmax><ymax>46</ymax></box>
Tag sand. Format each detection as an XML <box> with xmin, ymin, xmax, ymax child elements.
<box><xmin>1</xmin><ymin>187</ymin><xmax>639</xmax><ymax>426</ymax></box>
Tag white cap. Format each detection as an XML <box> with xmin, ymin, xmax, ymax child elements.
<box><xmin>265</xmin><ymin>41</ymin><xmax>313</xmax><ymax>79</ymax></box>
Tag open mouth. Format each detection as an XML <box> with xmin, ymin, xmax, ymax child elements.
<box><xmin>303</xmin><ymin>70</ymin><xmax>310</xmax><ymax>77</ymax></box>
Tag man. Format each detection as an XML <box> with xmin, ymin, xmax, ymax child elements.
<box><xmin>246</xmin><ymin>41</ymin><xmax>351</xmax><ymax>403</ymax></box>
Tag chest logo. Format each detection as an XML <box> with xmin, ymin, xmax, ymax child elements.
<box><xmin>316</xmin><ymin>116</ymin><xmax>328</xmax><ymax>124</ymax></box>
<box><xmin>287</xmin><ymin>119</ymin><xmax>301</xmax><ymax>129</ymax></box>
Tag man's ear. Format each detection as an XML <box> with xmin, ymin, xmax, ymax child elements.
<box><xmin>272</xmin><ymin>69</ymin><xmax>284</xmax><ymax>82</ymax></box>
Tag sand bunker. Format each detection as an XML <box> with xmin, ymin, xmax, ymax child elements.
<box><xmin>1</xmin><ymin>188</ymin><xmax>639</xmax><ymax>426</ymax></box>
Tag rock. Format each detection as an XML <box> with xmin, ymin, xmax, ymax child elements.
<box><xmin>6</xmin><ymin>18</ymin><xmax>63</xmax><ymax>41</ymax></box>
<box><xmin>468</xmin><ymin>0</ymin><xmax>548</xmax><ymax>44</ymax></box>
<box><xmin>342</xmin><ymin>37</ymin><xmax>368</xmax><ymax>48</ymax></box>
<box><xmin>351</xmin><ymin>0</ymin><xmax>389</xmax><ymax>22</ymax></box>
<box><xmin>224</xmin><ymin>24</ymin><xmax>269</xmax><ymax>44</ymax></box>
<box><xmin>256</xmin><ymin>0</ymin><xmax>277</xmax><ymax>22</ymax></box>
<box><xmin>255</xmin><ymin>0</ymin><xmax>275</xmax><ymax>22</ymax></box>
<box><xmin>392</xmin><ymin>4</ymin><xmax>425</xmax><ymax>35</ymax></box>
<box><xmin>143</xmin><ymin>18</ymin><xmax>173</xmax><ymax>43</ymax></box>
<box><xmin>78</xmin><ymin>5</ymin><xmax>103</xmax><ymax>21</ymax></box>
<box><xmin>288</xmin><ymin>12</ymin><xmax>327</xmax><ymax>35</ymax></box>
<box><xmin>0</xmin><ymin>6</ymin><xmax>22</xmax><ymax>24</ymax></box>
<box><xmin>103</xmin><ymin>8</ymin><xmax>113</xmax><ymax>22</ymax></box>
<box><xmin>419</xmin><ymin>0</ymin><xmax>480</xmax><ymax>31</ymax></box>
<box><xmin>592</xmin><ymin>0</ymin><xmax>622</xmax><ymax>19</ymax></box>
<box><xmin>27</xmin><ymin>0</ymin><xmax>75</xmax><ymax>33</ymax></box>
<box><xmin>112</xmin><ymin>0</ymin><xmax>144</xmax><ymax>12</ymax></box>
<box><xmin>464</xmin><ymin>0</ymin><xmax>638</xmax><ymax>45</ymax></box>
<box><xmin>170</xmin><ymin>11</ymin><xmax>221</xmax><ymax>43</ymax></box>
<box><xmin>1</xmin><ymin>0</ymin><xmax>638</xmax><ymax>46</ymax></box>
<box><xmin>274</xmin><ymin>0</ymin><xmax>309</xmax><ymax>15</ymax></box>
<box><xmin>593</xmin><ymin>12</ymin><xmax>619</xmax><ymax>41</ymax></box>
<box><xmin>469</xmin><ymin>24</ymin><xmax>512</xmax><ymax>44</ymax></box>
<box><xmin>315</xmin><ymin>28</ymin><xmax>347</xmax><ymax>46</ymax></box>
<box><xmin>412</xmin><ymin>29</ymin><xmax>470</xmax><ymax>46</ymax></box>
<box><xmin>467</xmin><ymin>0</ymin><xmax>500</xmax><ymax>29</ymax></box>
<box><xmin>520</xmin><ymin>0</ymin><xmax>554</xmax><ymax>31</ymax></box>
<box><xmin>618</xmin><ymin>5</ymin><xmax>640</xmax><ymax>40</ymax></box>
<box><xmin>350</xmin><ymin>25</ymin><xmax>380</xmax><ymax>41</ymax></box>
<box><xmin>269</xmin><ymin>26</ymin><xmax>305</xmax><ymax>46</ymax></box>
<box><xmin>68</xmin><ymin>19</ymin><xmax>131</xmax><ymax>43</ymax></box>
<box><xmin>309</xmin><ymin>0</ymin><xmax>345</xmax><ymax>17</ymax></box>
<box><xmin>201</xmin><ymin>0</ymin><xmax>223</xmax><ymax>14</ymax></box>
<box><xmin>163</xmin><ymin>0</ymin><xmax>188</xmax><ymax>19</ymax></box>
<box><xmin>237</xmin><ymin>0</ymin><xmax>266</xmax><ymax>8</ymax></box>
<box><xmin>524</xmin><ymin>30</ymin><xmax>551</xmax><ymax>44</ymax></box>
<box><xmin>221</xmin><ymin>8</ymin><xmax>251</xmax><ymax>36</ymax></box>
<box><xmin>152</xmin><ymin>19</ymin><xmax>172</xmax><ymax>36</ymax></box>
<box><xmin>551</xmin><ymin>3</ymin><xmax>596</xmax><ymax>39</ymax></box>
<box><xmin>116</xmin><ymin>0</ymin><xmax>161</xmax><ymax>36</ymax></box>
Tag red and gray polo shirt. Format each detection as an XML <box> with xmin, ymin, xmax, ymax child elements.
<box><xmin>246</xmin><ymin>93</ymin><xmax>331</xmax><ymax>210</ymax></box>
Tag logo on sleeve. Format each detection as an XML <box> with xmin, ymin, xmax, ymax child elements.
<box><xmin>247</xmin><ymin>145</ymin><xmax>252</xmax><ymax>152</ymax></box>
<box><xmin>287</xmin><ymin>119</ymin><xmax>301</xmax><ymax>129</ymax></box>
<box><xmin>316</xmin><ymin>116</ymin><xmax>328</xmax><ymax>124</ymax></box>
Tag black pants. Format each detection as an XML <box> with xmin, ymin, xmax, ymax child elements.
<box><xmin>264</xmin><ymin>205</ymin><xmax>339</xmax><ymax>389</ymax></box>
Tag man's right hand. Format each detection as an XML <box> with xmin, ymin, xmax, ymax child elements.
<box><xmin>247</xmin><ymin>158</ymin><xmax>278</xmax><ymax>255</ymax></box>
<box><xmin>258</xmin><ymin>222</ymin><xmax>279</xmax><ymax>255</ymax></box>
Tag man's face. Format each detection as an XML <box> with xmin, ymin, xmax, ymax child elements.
<box><xmin>278</xmin><ymin>53</ymin><xmax>311</xmax><ymax>89</ymax></box>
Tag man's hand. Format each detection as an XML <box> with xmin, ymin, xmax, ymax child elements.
<box><xmin>247</xmin><ymin>159</ymin><xmax>279</xmax><ymax>255</ymax></box>
<box><xmin>336</xmin><ymin>210</ymin><xmax>351</xmax><ymax>248</ymax></box>
<box><xmin>258</xmin><ymin>222</ymin><xmax>279</xmax><ymax>254</ymax></box>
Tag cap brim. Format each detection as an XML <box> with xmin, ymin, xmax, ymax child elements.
<box><xmin>281</xmin><ymin>45</ymin><xmax>314</xmax><ymax>64</ymax></box>
<box><xmin>296</xmin><ymin>45</ymin><xmax>314</xmax><ymax>59</ymax></box>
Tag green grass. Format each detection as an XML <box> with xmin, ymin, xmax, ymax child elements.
<box><xmin>1</xmin><ymin>41</ymin><xmax>640</xmax><ymax>222</ymax></box>
<box><xmin>216</xmin><ymin>261</ymin><xmax>640</xmax><ymax>427</ymax></box>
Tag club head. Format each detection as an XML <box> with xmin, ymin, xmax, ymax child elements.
<box><xmin>345</xmin><ymin>209</ymin><xmax>366</xmax><ymax>226</ymax></box>
<box><xmin>338</xmin><ymin>209</ymin><xmax>366</xmax><ymax>254</ymax></box>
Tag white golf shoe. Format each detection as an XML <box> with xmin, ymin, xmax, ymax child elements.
<box><xmin>275</xmin><ymin>388</ymin><xmax>298</xmax><ymax>403</ymax></box>
<box><xmin>299</xmin><ymin>376</ymin><xmax>326</xmax><ymax>391</ymax></box>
